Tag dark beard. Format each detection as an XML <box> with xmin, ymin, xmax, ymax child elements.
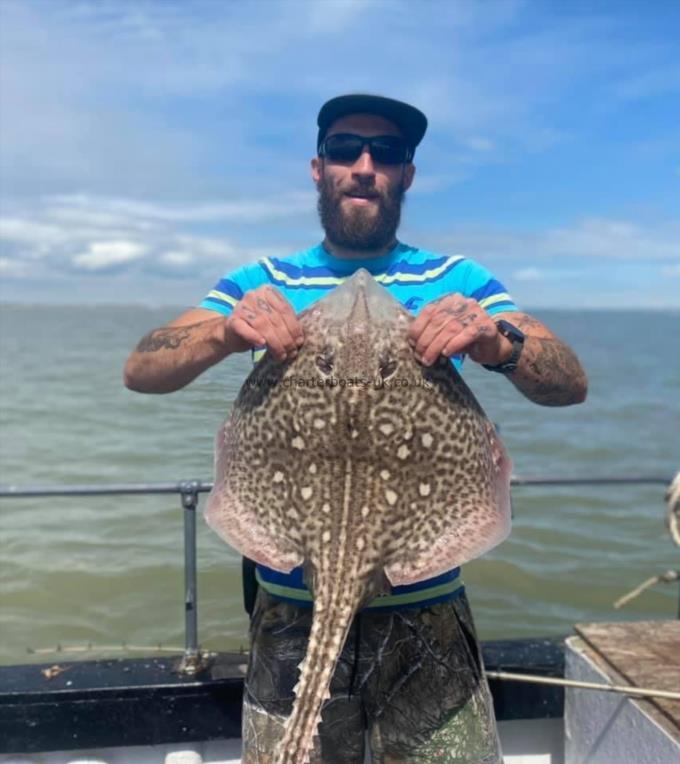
<box><xmin>317</xmin><ymin>175</ymin><xmax>404</xmax><ymax>252</ymax></box>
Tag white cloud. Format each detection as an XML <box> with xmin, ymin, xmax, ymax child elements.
<box><xmin>160</xmin><ymin>250</ymin><xmax>194</xmax><ymax>267</ymax></box>
<box><xmin>426</xmin><ymin>217</ymin><xmax>680</xmax><ymax>262</ymax></box>
<box><xmin>305</xmin><ymin>0</ymin><xmax>374</xmax><ymax>34</ymax></box>
<box><xmin>0</xmin><ymin>257</ymin><xmax>28</xmax><ymax>276</ymax></box>
<box><xmin>1</xmin><ymin>1</ymin><xmax>678</xmax><ymax>309</ymax></box>
<box><xmin>661</xmin><ymin>263</ymin><xmax>680</xmax><ymax>278</ymax></box>
<box><xmin>614</xmin><ymin>63</ymin><xmax>680</xmax><ymax>102</ymax></box>
<box><xmin>2</xmin><ymin>0</ymin><xmax>671</xmax><ymax>201</ymax></box>
<box><xmin>72</xmin><ymin>241</ymin><xmax>147</xmax><ymax>271</ymax></box>
<box><xmin>463</xmin><ymin>136</ymin><xmax>495</xmax><ymax>152</ymax></box>
<box><xmin>0</xmin><ymin>191</ymin><xmax>317</xmax><ymax>288</ymax></box>
<box><xmin>513</xmin><ymin>267</ymin><xmax>544</xmax><ymax>282</ymax></box>
<box><xmin>0</xmin><ymin>218</ymin><xmax>70</xmax><ymax>249</ymax></box>
<box><xmin>48</xmin><ymin>192</ymin><xmax>315</xmax><ymax>224</ymax></box>
<box><xmin>543</xmin><ymin>218</ymin><xmax>680</xmax><ymax>260</ymax></box>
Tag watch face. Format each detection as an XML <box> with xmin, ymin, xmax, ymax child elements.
<box><xmin>496</xmin><ymin>319</ymin><xmax>525</xmax><ymax>343</ymax></box>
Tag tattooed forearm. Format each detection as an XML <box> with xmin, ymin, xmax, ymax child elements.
<box><xmin>511</xmin><ymin>336</ymin><xmax>588</xmax><ymax>406</ymax></box>
<box><xmin>497</xmin><ymin>312</ymin><xmax>588</xmax><ymax>407</ymax></box>
<box><xmin>125</xmin><ymin>317</ymin><xmax>231</xmax><ymax>394</ymax></box>
<box><xmin>135</xmin><ymin>325</ymin><xmax>196</xmax><ymax>353</ymax></box>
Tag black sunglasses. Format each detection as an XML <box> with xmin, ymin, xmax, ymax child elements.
<box><xmin>319</xmin><ymin>133</ymin><xmax>413</xmax><ymax>165</ymax></box>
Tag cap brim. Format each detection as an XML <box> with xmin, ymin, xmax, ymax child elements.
<box><xmin>317</xmin><ymin>94</ymin><xmax>427</xmax><ymax>155</ymax></box>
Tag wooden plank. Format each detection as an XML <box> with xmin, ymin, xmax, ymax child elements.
<box><xmin>575</xmin><ymin>620</ymin><xmax>680</xmax><ymax>737</ymax></box>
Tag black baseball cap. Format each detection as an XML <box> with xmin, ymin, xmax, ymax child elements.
<box><xmin>317</xmin><ymin>94</ymin><xmax>428</xmax><ymax>158</ymax></box>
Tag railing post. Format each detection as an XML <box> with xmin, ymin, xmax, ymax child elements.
<box><xmin>178</xmin><ymin>480</ymin><xmax>201</xmax><ymax>675</ymax></box>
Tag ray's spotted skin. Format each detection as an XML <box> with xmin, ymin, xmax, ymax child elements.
<box><xmin>204</xmin><ymin>270</ymin><xmax>512</xmax><ymax>764</ymax></box>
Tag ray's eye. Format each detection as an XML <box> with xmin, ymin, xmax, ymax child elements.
<box><xmin>316</xmin><ymin>355</ymin><xmax>333</xmax><ymax>375</ymax></box>
<box><xmin>379</xmin><ymin>359</ymin><xmax>397</xmax><ymax>380</ymax></box>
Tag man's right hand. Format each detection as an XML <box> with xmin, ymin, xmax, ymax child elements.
<box><xmin>124</xmin><ymin>285</ymin><xmax>303</xmax><ymax>394</ymax></box>
<box><xmin>225</xmin><ymin>285</ymin><xmax>304</xmax><ymax>361</ymax></box>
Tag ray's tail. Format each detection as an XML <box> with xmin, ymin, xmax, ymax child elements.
<box><xmin>274</xmin><ymin>576</ymin><xmax>366</xmax><ymax>764</ymax></box>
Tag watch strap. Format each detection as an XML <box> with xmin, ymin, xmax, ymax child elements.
<box><xmin>482</xmin><ymin>319</ymin><xmax>525</xmax><ymax>374</ymax></box>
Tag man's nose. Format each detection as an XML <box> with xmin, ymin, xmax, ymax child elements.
<box><xmin>351</xmin><ymin>146</ymin><xmax>376</xmax><ymax>176</ymax></box>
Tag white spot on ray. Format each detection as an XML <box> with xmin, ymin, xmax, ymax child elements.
<box><xmin>308</xmin><ymin>463</ymin><xmax>317</xmax><ymax>474</ymax></box>
<box><xmin>397</xmin><ymin>444</ymin><xmax>410</xmax><ymax>460</ymax></box>
<box><xmin>301</xmin><ymin>486</ymin><xmax>313</xmax><ymax>500</ymax></box>
<box><xmin>322</xmin><ymin>503</ymin><xmax>331</xmax><ymax>514</ymax></box>
<box><xmin>351</xmin><ymin>429</ymin><xmax>359</xmax><ymax>439</ymax></box>
<box><xmin>322</xmin><ymin>531</ymin><xmax>331</xmax><ymax>543</ymax></box>
<box><xmin>421</xmin><ymin>433</ymin><xmax>433</xmax><ymax>448</ymax></box>
<box><xmin>419</xmin><ymin>483</ymin><xmax>431</xmax><ymax>497</ymax></box>
<box><xmin>292</xmin><ymin>436</ymin><xmax>305</xmax><ymax>450</ymax></box>
<box><xmin>385</xmin><ymin>489</ymin><xmax>398</xmax><ymax>506</ymax></box>
<box><xmin>273</xmin><ymin>471</ymin><xmax>284</xmax><ymax>483</ymax></box>
<box><xmin>361</xmin><ymin>505</ymin><xmax>370</xmax><ymax>518</ymax></box>
<box><xmin>314</xmin><ymin>418</ymin><xmax>326</xmax><ymax>429</ymax></box>
<box><xmin>380</xmin><ymin>469</ymin><xmax>390</xmax><ymax>480</ymax></box>
<box><xmin>356</xmin><ymin>537</ymin><xmax>365</xmax><ymax>551</ymax></box>
<box><xmin>379</xmin><ymin>422</ymin><xmax>394</xmax><ymax>436</ymax></box>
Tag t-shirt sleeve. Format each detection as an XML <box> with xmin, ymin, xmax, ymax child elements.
<box><xmin>461</xmin><ymin>260</ymin><xmax>519</xmax><ymax>316</ymax></box>
<box><xmin>198</xmin><ymin>261</ymin><xmax>269</xmax><ymax>316</ymax></box>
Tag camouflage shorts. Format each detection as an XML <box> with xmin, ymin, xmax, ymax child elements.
<box><xmin>242</xmin><ymin>589</ymin><xmax>502</xmax><ymax>763</ymax></box>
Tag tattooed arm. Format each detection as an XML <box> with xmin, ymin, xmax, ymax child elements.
<box><xmin>491</xmin><ymin>311</ymin><xmax>587</xmax><ymax>406</ymax></box>
<box><xmin>123</xmin><ymin>286</ymin><xmax>303</xmax><ymax>394</ymax></box>
<box><xmin>409</xmin><ymin>297</ymin><xmax>587</xmax><ymax>407</ymax></box>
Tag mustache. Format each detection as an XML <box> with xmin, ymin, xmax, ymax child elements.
<box><xmin>340</xmin><ymin>183</ymin><xmax>383</xmax><ymax>200</ymax></box>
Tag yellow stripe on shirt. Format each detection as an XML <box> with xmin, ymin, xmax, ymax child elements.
<box><xmin>260</xmin><ymin>258</ymin><xmax>345</xmax><ymax>287</ymax></box>
<box><xmin>375</xmin><ymin>256</ymin><xmax>465</xmax><ymax>285</ymax></box>
<box><xmin>260</xmin><ymin>255</ymin><xmax>465</xmax><ymax>287</ymax></box>
<box><xmin>478</xmin><ymin>292</ymin><xmax>513</xmax><ymax>310</ymax></box>
<box><xmin>207</xmin><ymin>290</ymin><xmax>239</xmax><ymax>308</ymax></box>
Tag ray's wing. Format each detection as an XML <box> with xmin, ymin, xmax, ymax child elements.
<box><xmin>373</xmin><ymin>371</ymin><xmax>512</xmax><ymax>586</ymax></box>
<box><xmin>204</xmin><ymin>419</ymin><xmax>304</xmax><ymax>572</ymax></box>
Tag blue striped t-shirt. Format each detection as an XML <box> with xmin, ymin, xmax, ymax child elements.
<box><xmin>200</xmin><ymin>241</ymin><xmax>518</xmax><ymax>610</ymax></box>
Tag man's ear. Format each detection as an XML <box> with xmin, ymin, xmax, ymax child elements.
<box><xmin>311</xmin><ymin>157</ymin><xmax>323</xmax><ymax>184</ymax></box>
<box><xmin>402</xmin><ymin>163</ymin><xmax>416</xmax><ymax>191</ymax></box>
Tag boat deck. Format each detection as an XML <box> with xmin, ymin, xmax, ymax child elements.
<box><xmin>0</xmin><ymin>638</ymin><xmax>565</xmax><ymax>761</ymax></box>
<box><xmin>574</xmin><ymin>619</ymin><xmax>680</xmax><ymax>741</ymax></box>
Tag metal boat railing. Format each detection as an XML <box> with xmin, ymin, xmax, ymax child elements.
<box><xmin>0</xmin><ymin>475</ymin><xmax>674</xmax><ymax>674</ymax></box>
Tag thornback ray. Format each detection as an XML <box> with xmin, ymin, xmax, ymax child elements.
<box><xmin>204</xmin><ymin>268</ymin><xmax>512</xmax><ymax>764</ymax></box>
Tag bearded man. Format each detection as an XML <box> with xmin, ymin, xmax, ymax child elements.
<box><xmin>125</xmin><ymin>94</ymin><xmax>587</xmax><ymax>763</ymax></box>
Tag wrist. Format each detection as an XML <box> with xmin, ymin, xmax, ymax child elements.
<box><xmin>208</xmin><ymin>316</ymin><xmax>236</xmax><ymax>357</ymax></box>
<box><xmin>494</xmin><ymin>334</ymin><xmax>514</xmax><ymax>365</ymax></box>
<box><xmin>482</xmin><ymin>320</ymin><xmax>525</xmax><ymax>374</ymax></box>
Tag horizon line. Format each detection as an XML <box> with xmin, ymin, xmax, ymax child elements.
<box><xmin>1</xmin><ymin>301</ymin><xmax>679</xmax><ymax>313</ymax></box>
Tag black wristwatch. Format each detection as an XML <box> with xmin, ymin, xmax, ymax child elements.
<box><xmin>482</xmin><ymin>319</ymin><xmax>525</xmax><ymax>374</ymax></box>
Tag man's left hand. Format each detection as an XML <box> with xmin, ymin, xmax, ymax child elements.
<box><xmin>408</xmin><ymin>294</ymin><xmax>511</xmax><ymax>367</ymax></box>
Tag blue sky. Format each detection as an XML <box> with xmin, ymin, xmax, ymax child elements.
<box><xmin>0</xmin><ymin>0</ymin><xmax>678</xmax><ymax>308</ymax></box>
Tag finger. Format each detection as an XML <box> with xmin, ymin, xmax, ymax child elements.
<box><xmin>440</xmin><ymin>324</ymin><xmax>492</xmax><ymax>361</ymax></box>
<box><xmin>410</xmin><ymin>294</ymin><xmax>472</xmax><ymax>350</ymax></box>
<box><xmin>239</xmin><ymin>295</ymin><xmax>298</xmax><ymax>358</ymax></box>
<box><xmin>412</xmin><ymin>309</ymin><xmax>456</xmax><ymax>358</ymax></box>
<box><xmin>263</xmin><ymin>308</ymin><xmax>300</xmax><ymax>358</ymax></box>
<box><xmin>227</xmin><ymin>316</ymin><xmax>266</xmax><ymax>349</ymax></box>
<box><xmin>253</xmin><ymin>315</ymin><xmax>295</xmax><ymax>360</ymax></box>
<box><xmin>418</xmin><ymin>318</ymin><xmax>468</xmax><ymax>366</ymax></box>
<box><xmin>263</xmin><ymin>287</ymin><xmax>304</xmax><ymax>346</ymax></box>
<box><xmin>408</xmin><ymin>301</ymin><xmax>439</xmax><ymax>342</ymax></box>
